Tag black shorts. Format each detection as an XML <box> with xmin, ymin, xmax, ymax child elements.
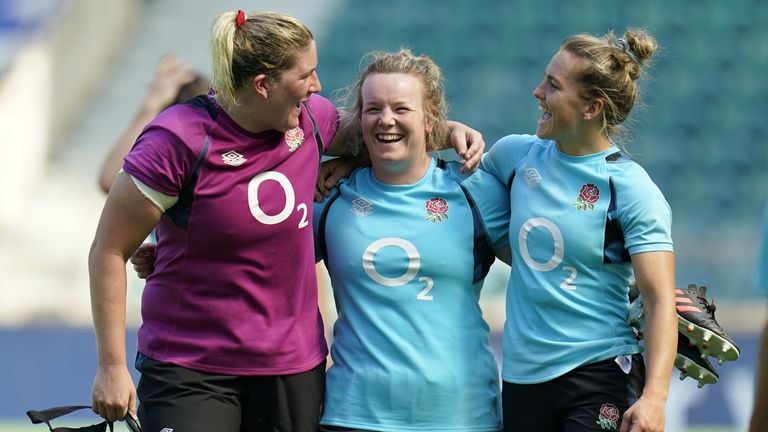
<box><xmin>135</xmin><ymin>353</ymin><xmax>326</xmax><ymax>432</ymax></box>
<box><xmin>502</xmin><ymin>354</ymin><xmax>645</xmax><ymax>432</ymax></box>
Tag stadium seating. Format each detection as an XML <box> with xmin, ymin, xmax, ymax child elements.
<box><xmin>317</xmin><ymin>0</ymin><xmax>768</xmax><ymax>299</ymax></box>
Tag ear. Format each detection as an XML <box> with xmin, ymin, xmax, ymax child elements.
<box><xmin>252</xmin><ymin>74</ymin><xmax>271</xmax><ymax>99</ymax></box>
<box><xmin>424</xmin><ymin>113</ymin><xmax>435</xmax><ymax>135</ymax></box>
<box><xmin>583</xmin><ymin>98</ymin><xmax>604</xmax><ymax>121</ymax></box>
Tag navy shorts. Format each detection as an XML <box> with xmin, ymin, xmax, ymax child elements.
<box><xmin>135</xmin><ymin>353</ymin><xmax>326</xmax><ymax>432</ymax></box>
<box><xmin>502</xmin><ymin>354</ymin><xmax>645</xmax><ymax>432</ymax></box>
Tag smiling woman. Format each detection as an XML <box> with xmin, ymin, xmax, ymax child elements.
<box><xmin>481</xmin><ymin>29</ymin><xmax>678</xmax><ymax>432</ymax></box>
<box><xmin>88</xmin><ymin>10</ymin><xmax>338</xmax><ymax>432</ymax></box>
<box><xmin>313</xmin><ymin>49</ymin><xmax>510</xmax><ymax>432</ymax></box>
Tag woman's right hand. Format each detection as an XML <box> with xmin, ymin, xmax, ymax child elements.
<box><xmin>92</xmin><ymin>364</ymin><xmax>137</xmax><ymax>422</ymax></box>
<box><xmin>315</xmin><ymin>156</ymin><xmax>367</xmax><ymax>201</ymax></box>
<box><xmin>131</xmin><ymin>243</ymin><xmax>157</xmax><ymax>279</ymax></box>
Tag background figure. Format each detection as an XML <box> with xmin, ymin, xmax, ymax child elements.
<box><xmin>749</xmin><ymin>201</ymin><xmax>768</xmax><ymax>432</ymax></box>
<box><xmin>315</xmin><ymin>49</ymin><xmax>509</xmax><ymax>431</ymax></box>
<box><xmin>481</xmin><ymin>29</ymin><xmax>677</xmax><ymax>432</ymax></box>
<box><xmin>98</xmin><ymin>55</ymin><xmax>209</xmax><ymax>193</ymax></box>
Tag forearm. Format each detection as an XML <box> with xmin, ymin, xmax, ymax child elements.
<box><xmin>639</xmin><ymin>294</ymin><xmax>677</xmax><ymax>401</ymax></box>
<box><xmin>631</xmin><ymin>251</ymin><xmax>676</xmax><ymax>402</ymax></box>
<box><xmin>89</xmin><ymin>244</ymin><xmax>130</xmax><ymax>367</ymax></box>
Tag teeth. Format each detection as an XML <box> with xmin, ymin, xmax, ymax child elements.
<box><xmin>538</xmin><ymin>106</ymin><xmax>551</xmax><ymax>114</ymax></box>
<box><xmin>376</xmin><ymin>134</ymin><xmax>403</xmax><ymax>142</ymax></box>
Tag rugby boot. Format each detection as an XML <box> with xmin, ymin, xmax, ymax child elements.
<box><xmin>676</xmin><ymin>284</ymin><xmax>739</xmax><ymax>364</ymax></box>
<box><xmin>629</xmin><ymin>299</ymin><xmax>718</xmax><ymax>388</ymax></box>
<box><xmin>675</xmin><ymin>333</ymin><xmax>719</xmax><ymax>388</ymax></box>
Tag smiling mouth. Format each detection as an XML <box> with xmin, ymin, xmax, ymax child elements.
<box><xmin>375</xmin><ymin>133</ymin><xmax>404</xmax><ymax>143</ymax></box>
<box><xmin>538</xmin><ymin>105</ymin><xmax>552</xmax><ymax>121</ymax></box>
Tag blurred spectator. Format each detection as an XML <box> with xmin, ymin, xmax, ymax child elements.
<box><xmin>98</xmin><ymin>54</ymin><xmax>209</xmax><ymax>193</ymax></box>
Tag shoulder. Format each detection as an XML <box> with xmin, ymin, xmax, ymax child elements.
<box><xmin>608</xmin><ymin>153</ymin><xmax>664</xmax><ymax>197</ymax></box>
<box><xmin>306</xmin><ymin>94</ymin><xmax>338</xmax><ymax>119</ymax></box>
<box><xmin>481</xmin><ymin>134</ymin><xmax>549</xmax><ymax>185</ymax></box>
<box><xmin>147</xmin><ymin>95</ymin><xmax>217</xmax><ymax>138</ymax></box>
<box><xmin>489</xmin><ymin>134</ymin><xmax>548</xmax><ymax>156</ymax></box>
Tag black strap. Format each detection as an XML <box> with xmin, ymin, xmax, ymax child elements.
<box><xmin>302</xmin><ymin>101</ymin><xmax>324</xmax><ymax>163</ymax></box>
<box><xmin>26</xmin><ymin>405</ymin><xmax>140</xmax><ymax>432</ymax></box>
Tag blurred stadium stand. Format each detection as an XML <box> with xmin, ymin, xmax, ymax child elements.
<box><xmin>0</xmin><ymin>0</ymin><xmax>766</xmax><ymax>430</ymax></box>
<box><xmin>314</xmin><ymin>0</ymin><xmax>768</xmax><ymax>304</ymax></box>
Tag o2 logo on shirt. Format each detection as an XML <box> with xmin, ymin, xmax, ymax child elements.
<box><xmin>247</xmin><ymin>171</ymin><xmax>309</xmax><ymax>228</ymax></box>
<box><xmin>362</xmin><ymin>238</ymin><xmax>434</xmax><ymax>300</ymax></box>
<box><xmin>519</xmin><ymin>217</ymin><xmax>577</xmax><ymax>291</ymax></box>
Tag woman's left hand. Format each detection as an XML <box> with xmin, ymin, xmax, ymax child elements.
<box><xmin>446</xmin><ymin>121</ymin><xmax>485</xmax><ymax>173</ymax></box>
<box><xmin>620</xmin><ymin>395</ymin><xmax>665</xmax><ymax>432</ymax></box>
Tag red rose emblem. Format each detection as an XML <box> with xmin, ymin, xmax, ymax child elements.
<box><xmin>599</xmin><ymin>403</ymin><xmax>620</xmax><ymax>422</ymax></box>
<box><xmin>579</xmin><ymin>183</ymin><xmax>600</xmax><ymax>203</ymax></box>
<box><xmin>426</xmin><ymin>197</ymin><xmax>448</xmax><ymax>214</ymax></box>
<box><xmin>286</xmin><ymin>127</ymin><xmax>303</xmax><ymax>142</ymax></box>
<box><xmin>425</xmin><ymin>197</ymin><xmax>449</xmax><ymax>223</ymax></box>
<box><xmin>285</xmin><ymin>127</ymin><xmax>305</xmax><ymax>152</ymax></box>
<box><xmin>574</xmin><ymin>183</ymin><xmax>600</xmax><ymax>211</ymax></box>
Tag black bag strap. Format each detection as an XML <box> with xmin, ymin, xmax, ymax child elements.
<box><xmin>27</xmin><ymin>405</ymin><xmax>139</xmax><ymax>432</ymax></box>
<box><xmin>302</xmin><ymin>101</ymin><xmax>324</xmax><ymax>163</ymax></box>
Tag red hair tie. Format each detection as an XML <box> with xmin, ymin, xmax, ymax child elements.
<box><xmin>236</xmin><ymin>10</ymin><xmax>247</xmax><ymax>28</ymax></box>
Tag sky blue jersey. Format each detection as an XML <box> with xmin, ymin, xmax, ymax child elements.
<box><xmin>481</xmin><ymin>134</ymin><xmax>673</xmax><ymax>384</ymax></box>
<box><xmin>314</xmin><ymin>157</ymin><xmax>509</xmax><ymax>431</ymax></box>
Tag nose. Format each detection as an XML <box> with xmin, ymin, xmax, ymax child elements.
<box><xmin>532</xmin><ymin>80</ymin><xmax>544</xmax><ymax>99</ymax></box>
<box><xmin>309</xmin><ymin>70</ymin><xmax>321</xmax><ymax>93</ymax></box>
<box><xmin>378</xmin><ymin>108</ymin><xmax>395</xmax><ymax>126</ymax></box>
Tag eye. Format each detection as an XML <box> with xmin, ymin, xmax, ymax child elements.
<box><xmin>364</xmin><ymin>107</ymin><xmax>380</xmax><ymax>114</ymax></box>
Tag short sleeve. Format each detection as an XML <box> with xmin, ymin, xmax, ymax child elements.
<box><xmin>615</xmin><ymin>165</ymin><xmax>674</xmax><ymax>255</ymax></box>
<box><xmin>480</xmin><ymin>134</ymin><xmax>540</xmax><ymax>187</ymax></box>
<box><xmin>458</xmin><ymin>167</ymin><xmax>511</xmax><ymax>253</ymax></box>
<box><xmin>123</xmin><ymin>114</ymin><xmax>199</xmax><ymax>196</ymax></box>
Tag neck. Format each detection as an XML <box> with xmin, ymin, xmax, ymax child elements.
<box><xmin>223</xmin><ymin>94</ymin><xmax>272</xmax><ymax>133</ymax></box>
<box><xmin>555</xmin><ymin>129</ymin><xmax>612</xmax><ymax>156</ymax></box>
<box><xmin>371</xmin><ymin>154</ymin><xmax>432</xmax><ymax>185</ymax></box>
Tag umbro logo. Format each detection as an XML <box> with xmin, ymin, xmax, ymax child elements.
<box><xmin>160</xmin><ymin>428</ymin><xmax>174</xmax><ymax>432</ymax></box>
<box><xmin>221</xmin><ymin>150</ymin><xmax>247</xmax><ymax>166</ymax></box>
<box><xmin>350</xmin><ymin>197</ymin><xmax>373</xmax><ymax>217</ymax></box>
<box><xmin>523</xmin><ymin>167</ymin><xmax>541</xmax><ymax>187</ymax></box>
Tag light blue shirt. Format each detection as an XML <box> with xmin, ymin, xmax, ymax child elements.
<box><xmin>314</xmin><ymin>157</ymin><xmax>508</xmax><ymax>431</ymax></box>
<box><xmin>481</xmin><ymin>134</ymin><xmax>673</xmax><ymax>384</ymax></box>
